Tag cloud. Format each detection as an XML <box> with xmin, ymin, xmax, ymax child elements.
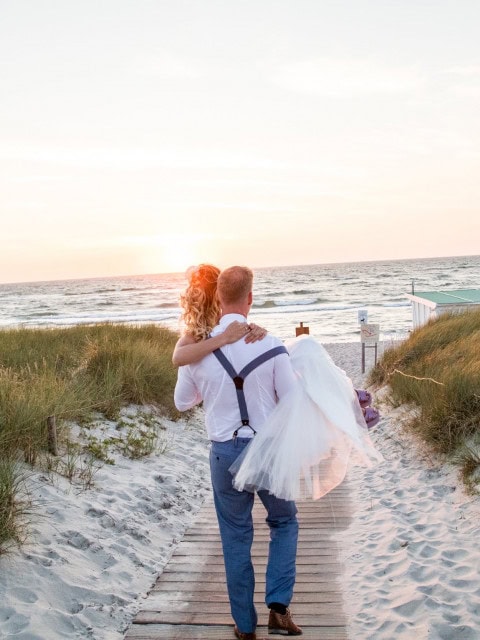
<box><xmin>131</xmin><ymin>51</ymin><xmax>205</xmax><ymax>79</ymax></box>
<box><xmin>270</xmin><ymin>57</ymin><xmax>424</xmax><ymax>97</ymax></box>
<box><xmin>439</xmin><ymin>65</ymin><xmax>480</xmax><ymax>101</ymax></box>
<box><xmin>69</xmin><ymin>233</ymin><xmax>216</xmax><ymax>250</ymax></box>
<box><xmin>0</xmin><ymin>146</ymin><xmax>284</xmax><ymax>171</ymax></box>
<box><xmin>444</xmin><ymin>65</ymin><xmax>480</xmax><ymax>78</ymax></box>
<box><xmin>9</xmin><ymin>175</ymin><xmax>67</xmax><ymax>183</ymax></box>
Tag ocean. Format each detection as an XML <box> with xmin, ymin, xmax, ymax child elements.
<box><xmin>1</xmin><ymin>255</ymin><xmax>479</xmax><ymax>343</ymax></box>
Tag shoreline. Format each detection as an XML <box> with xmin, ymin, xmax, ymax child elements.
<box><xmin>0</xmin><ymin>341</ymin><xmax>478</xmax><ymax>639</ymax></box>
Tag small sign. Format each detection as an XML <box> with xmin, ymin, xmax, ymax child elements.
<box><xmin>358</xmin><ymin>309</ymin><xmax>368</xmax><ymax>324</ymax></box>
<box><xmin>295</xmin><ymin>322</ymin><xmax>310</xmax><ymax>336</ymax></box>
<box><xmin>361</xmin><ymin>323</ymin><xmax>380</xmax><ymax>344</ymax></box>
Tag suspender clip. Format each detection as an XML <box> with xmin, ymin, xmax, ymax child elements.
<box><xmin>233</xmin><ymin>376</ymin><xmax>244</xmax><ymax>390</ymax></box>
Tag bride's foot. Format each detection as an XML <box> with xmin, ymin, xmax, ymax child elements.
<box><xmin>363</xmin><ymin>406</ymin><xmax>380</xmax><ymax>429</ymax></box>
<box><xmin>355</xmin><ymin>389</ymin><xmax>372</xmax><ymax>408</ymax></box>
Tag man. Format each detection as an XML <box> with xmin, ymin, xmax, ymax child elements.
<box><xmin>174</xmin><ymin>266</ymin><xmax>302</xmax><ymax>640</ymax></box>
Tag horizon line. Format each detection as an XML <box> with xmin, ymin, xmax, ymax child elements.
<box><xmin>1</xmin><ymin>252</ymin><xmax>479</xmax><ymax>287</ymax></box>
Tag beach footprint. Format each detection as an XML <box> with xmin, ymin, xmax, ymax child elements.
<box><xmin>6</xmin><ymin>588</ymin><xmax>38</xmax><ymax>604</ymax></box>
<box><xmin>0</xmin><ymin>608</ymin><xmax>30</xmax><ymax>635</ymax></box>
<box><xmin>61</xmin><ymin>531</ymin><xmax>93</xmax><ymax>550</ymax></box>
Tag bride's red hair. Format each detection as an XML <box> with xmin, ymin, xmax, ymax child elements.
<box><xmin>180</xmin><ymin>264</ymin><xmax>221</xmax><ymax>340</ymax></box>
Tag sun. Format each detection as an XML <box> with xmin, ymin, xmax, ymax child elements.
<box><xmin>162</xmin><ymin>243</ymin><xmax>198</xmax><ymax>274</ymax></box>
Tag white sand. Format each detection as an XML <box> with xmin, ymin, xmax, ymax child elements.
<box><xmin>0</xmin><ymin>409</ymin><xmax>211</xmax><ymax>639</ymax></box>
<box><xmin>325</xmin><ymin>342</ymin><xmax>480</xmax><ymax>640</ymax></box>
<box><xmin>0</xmin><ymin>340</ymin><xmax>478</xmax><ymax>640</ymax></box>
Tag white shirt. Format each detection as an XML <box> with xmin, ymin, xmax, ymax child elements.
<box><xmin>174</xmin><ymin>313</ymin><xmax>297</xmax><ymax>442</ymax></box>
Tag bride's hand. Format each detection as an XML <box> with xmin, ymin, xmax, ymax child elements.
<box><xmin>244</xmin><ymin>322</ymin><xmax>267</xmax><ymax>344</ymax></box>
<box><xmin>222</xmin><ymin>321</ymin><xmax>268</xmax><ymax>345</ymax></box>
<box><xmin>223</xmin><ymin>321</ymin><xmax>253</xmax><ymax>344</ymax></box>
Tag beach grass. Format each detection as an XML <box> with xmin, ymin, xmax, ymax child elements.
<box><xmin>0</xmin><ymin>323</ymin><xmax>180</xmax><ymax>550</ymax></box>
<box><xmin>0</xmin><ymin>460</ymin><xmax>31</xmax><ymax>554</ymax></box>
<box><xmin>370</xmin><ymin>308</ymin><xmax>480</xmax><ymax>488</ymax></box>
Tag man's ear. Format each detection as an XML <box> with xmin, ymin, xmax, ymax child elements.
<box><xmin>248</xmin><ymin>291</ymin><xmax>253</xmax><ymax>306</ymax></box>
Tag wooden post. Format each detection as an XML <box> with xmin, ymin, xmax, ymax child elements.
<box><xmin>360</xmin><ymin>324</ymin><xmax>380</xmax><ymax>374</ymax></box>
<box><xmin>47</xmin><ymin>416</ymin><xmax>58</xmax><ymax>456</ymax></box>
<box><xmin>295</xmin><ymin>322</ymin><xmax>310</xmax><ymax>337</ymax></box>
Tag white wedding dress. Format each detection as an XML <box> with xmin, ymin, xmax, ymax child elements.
<box><xmin>229</xmin><ymin>335</ymin><xmax>383</xmax><ymax>501</ymax></box>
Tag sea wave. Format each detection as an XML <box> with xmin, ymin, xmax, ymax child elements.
<box><xmin>368</xmin><ymin>301</ymin><xmax>411</xmax><ymax>308</ymax></box>
<box><xmin>253</xmin><ymin>297</ymin><xmax>327</xmax><ymax>309</ymax></box>
<box><xmin>382</xmin><ymin>302</ymin><xmax>410</xmax><ymax>308</ymax></box>
<box><xmin>253</xmin><ymin>300</ymin><xmax>277</xmax><ymax>309</ymax></box>
<box><xmin>22</xmin><ymin>311</ymin><xmax>61</xmax><ymax>317</ymax></box>
<box><xmin>6</xmin><ymin>311</ymin><xmax>180</xmax><ymax>328</ymax></box>
<box><xmin>292</xmin><ymin>289</ymin><xmax>317</xmax><ymax>295</ymax></box>
<box><xmin>253</xmin><ymin>302</ymin><xmax>359</xmax><ymax>314</ymax></box>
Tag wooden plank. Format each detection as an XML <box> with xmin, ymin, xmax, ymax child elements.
<box><xmin>152</xmin><ymin>581</ymin><xmax>342</xmax><ymax>593</ymax></box>
<box><xmin>194</xmin><ymin>508</ymin><xmax>352</xmax><ymax>517</ymax></box>
<box><xmin>162</xmin><ymin>563</ymin><xmax>342</xmax><ymax>574</ymax></box>
<box><xmin>136</xmin><ymin>600</ymin><xmax>344</xmax><ymax>615</ymax></box>
<box><xmin>181</xmin><ymin>536</ymin><xmax>340</xmax><ymax>545</ymax></box>
<box><xmin>158</xmin><ymin>573</ymin><xmax>343</xmax><ymax>584</ymax></box>
<box><xmin>167</xmin><ymin>553</ymin><xmax>340</xmax><ymax>564</ymax></box>
<box><xmin>125</xmin><ymin>624</ymin><xmax>348</xmax><ymax>639</ymax></box>
<box><xmin>142</xmin><ymin>590</ymin><xmax>342</xmax><ymax>604</ymax></box>
<box><xmin>199</xmin><ymin>503</ymin><xmax>352</xmax><ymax>513</ymax></box>
<box><xmin>194</xmin><ymin>509</ymin><xmax>352</xmax><ymax>522</ymax></box>
<box><xmin>182</xmin><ymin>532</ymin><xmax>344</xmax><ymax>541</ymax></box>
<box><xmin>191</xmin><ymin>518</ymin><xmax>351</xmax><ymax>525</ymax></box>
<box><xmin>133</xmin><ymin>611</ymin><xmax>346</xmax><ymax>625</ymax></box>
<box><xmin>173</xmin><ymin>544</ymin><xmax>340</xmax><ymax>556</ymax></box>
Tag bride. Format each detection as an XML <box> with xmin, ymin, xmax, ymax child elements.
<box><xmin>173</xmin><ymin>264</ymin><xmax>382</xmax><ymax>501</ymax></box>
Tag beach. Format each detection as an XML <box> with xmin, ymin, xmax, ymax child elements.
<box><xmin>0</xmin><ymin>342</ymin><xmax>479</xmax><ymax>639</ymax></box>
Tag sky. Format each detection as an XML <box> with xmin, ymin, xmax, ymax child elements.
<box><xmin>1</xmin><ymin>0</ymin><xmax>480</xmax><ymax>283</ymax></box>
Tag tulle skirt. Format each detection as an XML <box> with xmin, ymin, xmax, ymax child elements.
<box><xmin>229</xmin><ymin>335</ymin><xmax>383</xmax><ymax>501</ymax></box>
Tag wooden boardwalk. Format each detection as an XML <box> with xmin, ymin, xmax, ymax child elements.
<box><xmin>125</xmin><ymin>483</ymin><xmax>352</xmax><ymax>640</ymax></box>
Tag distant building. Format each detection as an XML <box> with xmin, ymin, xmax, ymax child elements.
<box><xmin>405</xmin><ymin>289</ymin><xmax>480</xmax><ymax>328</ymax></box>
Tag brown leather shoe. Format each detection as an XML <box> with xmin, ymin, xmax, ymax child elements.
<box><xmin>268</xmin><ymin>608</ymin><xmax>303</xmax><ymax>635</ymax></box>
<box><xmin>234</xmin><ymin>624</ymin><xmax>258</xmax><ymax>640</ymax></box>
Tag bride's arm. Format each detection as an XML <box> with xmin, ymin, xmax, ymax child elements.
<box><xmin>172</xmin><ymin>321</ymin><xmax>267</xmax><ymax>367</ymax></box>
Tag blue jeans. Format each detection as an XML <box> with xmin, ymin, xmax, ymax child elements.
<box><xmin>210</xmin><ymin>438</ymin><xmax>298</xmax><ymax>634</ymax></box>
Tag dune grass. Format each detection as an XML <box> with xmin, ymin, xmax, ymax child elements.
<box><xmin>369</xmin><ymin>308</ymin><xmax>480</xmax><ymax>489</ymax></box>
<box><xmin>0</xmin><ymin>323</ymin><xmax>181</xmax><ymax>552</ymax></box>
<box><xmin>0</xmin><ymin>461</ymin><xmax>32</xmax><ymax>553</ymax></box>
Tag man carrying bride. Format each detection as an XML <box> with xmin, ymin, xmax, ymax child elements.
<box><xmin>174</xmin><ymin>265</ymin><xmax>303</xmax><ymax>640</ymax></box>
<box><xmin>174</xmin><ymin>264</ymin><xmax>382</xmax><ymax>639</ymax></box>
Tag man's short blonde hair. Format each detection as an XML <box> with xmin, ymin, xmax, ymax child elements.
<box><xmin>217</xmin><ymin>266</ymin><xmax>253</xmax><ymax>306</ymax></box>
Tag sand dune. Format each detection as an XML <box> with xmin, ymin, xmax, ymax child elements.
<box><xmin>0</xmin><ymin>342</ymin><xmax>478</xmax><ymax>639</ymax></box>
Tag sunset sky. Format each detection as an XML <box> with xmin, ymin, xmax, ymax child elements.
<box><xmin>1</xmin><ymin>0</ymin><xmax>480</xmax><ymax>283</ymax></box>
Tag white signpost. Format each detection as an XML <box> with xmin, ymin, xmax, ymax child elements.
<box><xmin>360</xmin><ymin>323</ymin><xmax>380</xmax><ymax>373</ymax></box>
<box><xmin>358</xmin><ymin>309</ymin><xmax>368</xmax><ymax>324</ymax></box>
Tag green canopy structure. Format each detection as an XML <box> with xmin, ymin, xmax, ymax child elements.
<box><xmin>405</xmin><ymin>289</ymin><xmax>480</xmax><ymax>328</ymax></box>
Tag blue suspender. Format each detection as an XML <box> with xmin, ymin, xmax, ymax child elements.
<box><xmin>212</xmin><ymin>345</ymin><xmax>288</xmax><ymax>438</ymax></box>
